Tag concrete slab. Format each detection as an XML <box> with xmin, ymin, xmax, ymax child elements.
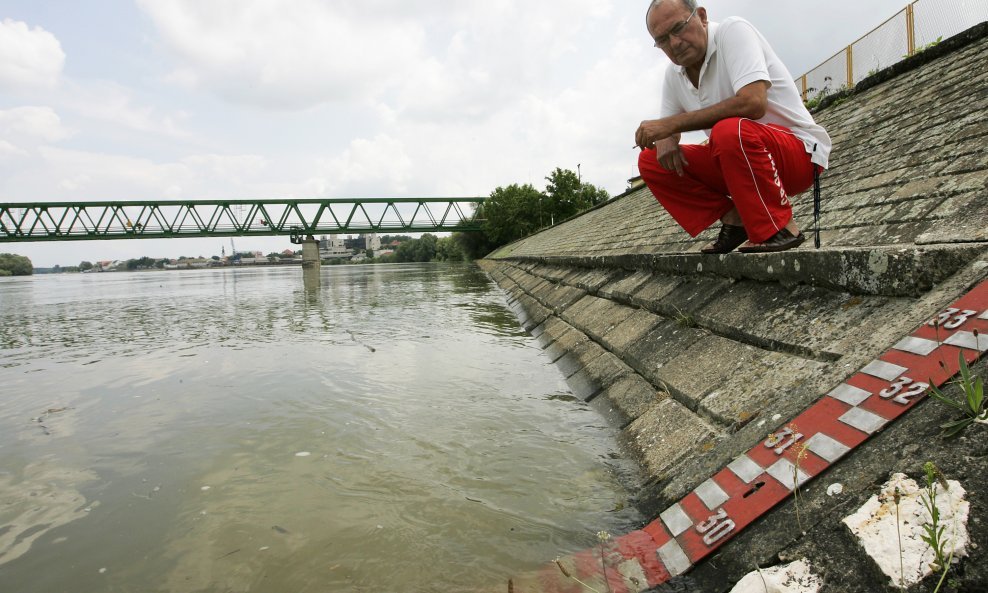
<box><xmin>515</xmin><ymin>294</ymin><xmax>551</xmax><ymax>331</ymax></box>
<box><xmin>568</xmin><ymin>351</ymin><xmax>633</xmax><ymax>402</ymax></box>
<box><xmin>621</xmin><ymin>398</ymin><xmax>720</xmax><ymax>480</ymax></box>
<box><xmin>535</xmin><ymin>316</ymin><xmax>569</xmax><ymax>349</ymax></box>
<box><xmin>599</xmin><ymin>309</ymin><xmax>665</xmax><ymax>354</ymax></box>
<box><xmin>624</xmin><ymin>273</ymin><xmax>685</xmax><ymax>308</ymax></box>
<box><xmin>656</xmin><ymin>335</ymin><xmax>764</xmax><ymax>413</ymax></box>
<box><xmin>570</xmin><ymin>267</ymin><xmax>623</xmax><ymax>292</ymax></box>
<box><xmin>542</xmin><ymin>324</ymin><xmax>585</xmax><ymax>363</ymax></box>
<box><xmin>622</xmin><ymin>320</ymin><xmax>706</xmax><ymax>388</ymax></box>
<box><xmin>563</xmin><ymin>297</ymin><xmax>637</xmax><ymax>343</ymax></box>
<box><xmin>693</xmin><ymin>280</ymin><xmax>875</xmax><ymax>360</ymax></box>
<box><xmin>558</xmin><ymin>294</ymin><xmax>602</xmax><ymax>322</ymax></box>
<box><xmin>597</xmin><ymin>270</ymin><xmax>654</xmax><ymax>301</ymax></box>
<box><xmin>539</xmin><ymin>284</ymin><xmax>589</xmax><ymax>314</ymax></box>
<box><xmin>647</xmin><ymin>275</ymin><xmax>732</xmax><ymax>317</ymax></box>
<box><xmin>554</xmin><ymin>336</ymin><xmax>606</xmax><ymax>378</ymax></box>
<box><xmin>698</xmin><ymin>351</ymin><xmax>828</xmax><ymax>426</ymax></box>
<box><xmin>595</xmin><ymin>374</ymin><xmax>666</xmax><ymax>427</ymax></box>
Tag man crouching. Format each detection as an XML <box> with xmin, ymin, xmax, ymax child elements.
<box><xmin>635</xmin><ymin>0</ymin><xmax>831</xmax><ymax>253</ymax></box>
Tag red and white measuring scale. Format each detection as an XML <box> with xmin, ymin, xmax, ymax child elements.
<box><xmin>512</xmin><ymin>279</ymin><xmax>988</xmax><ymax>592</ymax></box>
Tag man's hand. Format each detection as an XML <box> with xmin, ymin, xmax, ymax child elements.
<box><xmin>654</xmin><ymin>137</ymin><xmax>689</xmax><ymax>176</ymax></box>
<box><xmin>635</xmin><ymin>117</ymin><xmax>679</xmax><ymax>149</ymax></box>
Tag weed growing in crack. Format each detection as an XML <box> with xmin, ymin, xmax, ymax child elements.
<box><xmin>791</xmin><ymin>438</ymin><xmax>809</xmax><ymax>535</ymax></box>
<box><xmin>920</xmin><ymin>462</ymin><xmax>955</xmax><ymax>593</ymax></box>
<box><xmin>671</xmin><ymin>305</ymin><xmax>697</xmax><ymax>328</ymax></box>
<box><xmin>893</xmin><ymin>486</ymin><xmax>904</xmax><ymax>589</ymax></box>
<box><xmin>927</xmin><ymin>346</ymin><xmax>986</xmax><ymax>438</ymax></box>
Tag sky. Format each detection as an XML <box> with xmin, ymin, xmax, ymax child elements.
<box><xmin>1</xmin><ymin>0</ymin><xmax>925</xmax><ymax>267</ymax></box>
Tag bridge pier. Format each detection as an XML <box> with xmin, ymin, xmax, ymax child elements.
<box><xmin>301</xmin><ymin>235</ymin><xmax>321</xmax><ymax>289</ymax></box>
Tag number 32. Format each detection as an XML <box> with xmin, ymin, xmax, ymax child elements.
<box><xmin>879</xmin><ymin>376</ymin><xmax>928</xmax><ymax>405</ymax></box>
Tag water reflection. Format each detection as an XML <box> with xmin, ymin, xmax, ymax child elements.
<box><xmin>0</xmin><ymin>264</ymin><xmax>641</xmax><ymax>593</ymax></box>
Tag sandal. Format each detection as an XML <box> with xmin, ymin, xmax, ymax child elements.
<box><xmin>738</xmin><ymin>228</ymin><xmax>805</xmax><ymax>253</ymax></box>
<box><xmin>701</xmin><ymin>224</ymin><xmax>748</xmax><ymax>254</ymax></box>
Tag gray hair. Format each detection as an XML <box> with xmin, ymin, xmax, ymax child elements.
<box><xmin>649</xmin><ymin>0</ymin><xmax>698</xmax><ymax>12</ymax></box>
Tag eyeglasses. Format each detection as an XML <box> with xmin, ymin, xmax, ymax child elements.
<box><xmin>653</xmin><ymin>8</ymin><xmax>697</xmax><ymax>48</ymax></box>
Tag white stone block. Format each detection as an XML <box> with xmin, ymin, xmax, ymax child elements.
<box><xmin>729</xmin><ymin>559</ymin><xmax>822</xmax><ymax>593</ymax></box>
<box><xmin>842</xmin><ymin>472</ymin><xmax>970</xmax><ymax>589</ymax></box>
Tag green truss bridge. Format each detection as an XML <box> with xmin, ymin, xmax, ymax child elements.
<box><xmin>0</xmin><ymin>198</ymin><xmax>486</xmax><ymax>243</ymax></box>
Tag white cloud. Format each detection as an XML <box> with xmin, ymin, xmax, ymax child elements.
<box><xmin>0</xmin><ymin>106</ymin><xmax>72</xmax><ymax>144</ymax></box>
<box><xmin>180</xmin><ymin>154</ymin><xmax>268</xmax><ymax>183</ymax></box>
<box><xmin>0</xmin><ymin>139</ymin><xmax>28</xmax><ymax>158</ymax></box>
<box><xmin>138</xmin><ymin>0</ymin><xmax>431</xmax><ymax>110</ymax></box>
<box><xmin>0</xmin><ymin>19</ymin><xmax>65</xmax><ymax>91</ymax></box>
<box><xmin>34</xmin><ymin>147</ymin><xmax>193</xmax><ymax>200</ymax></box>
<box><xmin>61</xmin><ymin>80</ymin><xmax>192</xmax><ymax>140</ymax></box>
<box><xmin>137</xmin><ymin>0</ymin><xmax>617</xmax><ymax>115</ymax></box>
<box><xmin>307</xmin><ymin>134</ymin><xmax>413</xmax><ymax>196</ymax></box>
<box><xmin>0</xmin><ymin>106</ymin><xmax>72</xmax><ymax>162</ymax></box>
<box><xmin>23</xmin><ymin>148</ymin><xmax>284</xmax><ymax>201</ymax></box>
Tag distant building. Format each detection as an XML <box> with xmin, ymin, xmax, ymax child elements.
<box><xmin>95</xmin><ymin>260</ymin><xmax>125</xmax><ymax>271</ymax></box>
<box><xmin>318</xmin><ymin>233</ymin><xmax>379</xmax><ymax>259</ymax></box>
<box><xmin>318</xmin><ymin>235</ymin><xmax>352</xmax><ymax>259</ymax></box>
<box><xmin>363</xmin><ymin>233</ymin><xmax>381</xmax><ymax>252</ymax></box>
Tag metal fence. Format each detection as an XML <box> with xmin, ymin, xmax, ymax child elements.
<box><xmin>796</xmin><ymin>0</ymin><xmax>988</xmax><ymax>102</ymax></box>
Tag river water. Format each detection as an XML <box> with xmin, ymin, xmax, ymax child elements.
<box><xmin>0</xmin><ymin>263</ymin><xmax>641</xmax><ymax>593</ymax></box>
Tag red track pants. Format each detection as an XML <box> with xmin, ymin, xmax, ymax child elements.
<box><xmin>638</xmin><ymin>117</ymin><xmax>817</xmax><ymax>244</ymax></box>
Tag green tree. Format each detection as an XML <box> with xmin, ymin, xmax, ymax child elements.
<box><xmin>543</xmin><ymin>167</ymin><xmax>609</xmax><ymax>224</ymax></box>
<box><xmin>416</xmin><ymin>234</ymin><xmax>438</xmax><ymax>261</ymax></box>
<box><xmin>0</xmin><ymin>253</ymin><xmax>33</xmax><ymax>276</ymax></box>
<box><xmin>453</xmin><ymin>229</ymin><xmax>494</xmax><ymax>260</ymax></box>
<box><xmin>79</xmin><ymin>260</ymin><xmax>94</xmax><ymax>271</ymax></box>
<box><xmin>126</xmin><ymin>256</ymin><xmax>156</xmax><ymax>270</ymax></box>
<box><xmin>380</xmin><ymin>235</ymin><xmax>413</xmax><ymax>245</ymax></box>
<box><xmin>448</xmin><ymin>167</ymin><xmax>610</xmax><ymax>260</ymax></box>
<box><xmin>435</xmin><ymin>236</ymin><xmax>463</xmax><ymax>262</ymax></box>
<box><xmin>393</xmin><ymin>234</ymin><xmax>440</xmax><ymax>262</ymax></box>
<box><xmin>482</xmin><ymin>183</ymin><xmax>542</xmax><ymax>246</ymax></box>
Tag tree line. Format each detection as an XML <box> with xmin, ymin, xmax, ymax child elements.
<box><xmin>0</xmin><ymin>253</ymin><xmax>32</xmax><ymax>276</ymax></box>
<box><xmin>391</xmin><ymin>167</ymin><xmax>609</xmax><ymax>262</ymax></box>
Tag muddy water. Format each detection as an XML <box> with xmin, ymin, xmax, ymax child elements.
<box><xmin>0</xmin><ymin>263</ymin><xmax>641</xmax><ymax>592</ymax></box>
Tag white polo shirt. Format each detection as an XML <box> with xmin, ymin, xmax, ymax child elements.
<box><xmin>660</xmin><ymin>18</ymin><xmax>832</xmax><ymax>168</ymax></box>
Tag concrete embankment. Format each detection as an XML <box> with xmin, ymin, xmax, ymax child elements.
<box><xmin>482</xmin><ymin>23</ymin><xmax>988</xmax><ymax>592</ymax></box>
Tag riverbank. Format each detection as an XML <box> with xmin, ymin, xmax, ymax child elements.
<box><xmin>483</xmin><ymin>22</ymin><xmax>988</xmax><ymax>593</ymax></box>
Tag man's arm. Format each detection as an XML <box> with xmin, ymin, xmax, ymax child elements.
<box><xmin>634</xmin><ymin>80</ymin><xmax>769</xmax><ymax>149</ymax></box>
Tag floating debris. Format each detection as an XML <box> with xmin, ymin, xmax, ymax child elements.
<box><xmin>346</xmin><ymin>329</ymin><xmax>377</xmax><ymax>352</ymax></box>
<box><xmin>295</xmin><ymin>451</ymin><xmax>311</xmax><ymax>457</ymax></box>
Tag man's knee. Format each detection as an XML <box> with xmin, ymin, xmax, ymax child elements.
<box><xmin>638</xmin><ymin>147</ymin><xmax>664</xmax><ymax>180</ymax></box>
<box><xmin>709</xmin><ymin>117</ymin><xmax>745</xmax><ymax>146</ymax></box>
